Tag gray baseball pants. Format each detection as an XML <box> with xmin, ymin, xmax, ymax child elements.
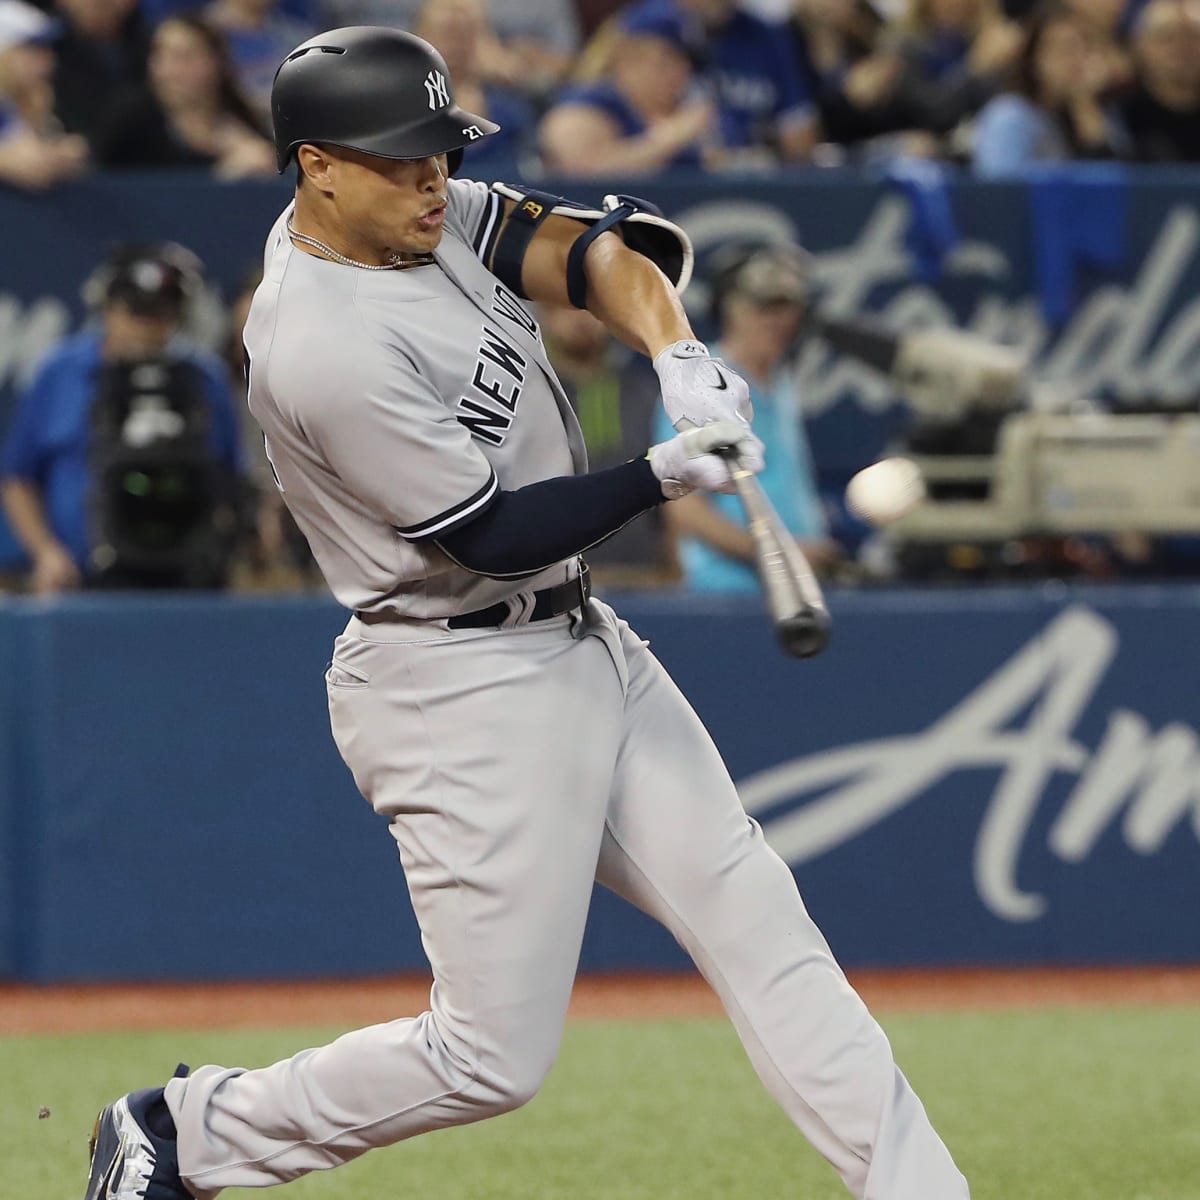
<box><xmin>165</xmin><ymin>600</ymin><xmax>968</xmax><ymax>1199</ymax></box>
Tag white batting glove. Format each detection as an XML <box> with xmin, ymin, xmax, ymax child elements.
<box><xmin>654</xmin><ymin>339</ymin><xmax>753</xmax><ymax>430</ymax></box>
<box><xmin>648</xmin><ymin>419</ymin><xmax>765</xmax><ymax>499</ymax></box>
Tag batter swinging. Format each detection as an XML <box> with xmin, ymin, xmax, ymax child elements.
<box><xmin>83</xmin><ymin>27</ymin><xmax>968</xmax><ymax>1200</ymax></box>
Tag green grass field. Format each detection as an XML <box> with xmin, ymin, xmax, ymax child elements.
<box><xmin>4</xmin><ymin>1006</ymin><xmax>1199</xmax><ymax>1200</ymax></box>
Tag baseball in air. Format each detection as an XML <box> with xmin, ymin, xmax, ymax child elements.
<box><xmin>845</xmin><ymin>457</ymin><xmax>926</xmax><ymax>526</ymax></box>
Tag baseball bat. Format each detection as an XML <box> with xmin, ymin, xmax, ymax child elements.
<box><xmin>720</xmin><ymin>449</ymin><xmax>832</xmax><ymax>659</ymax></box>
<box><xmin>677</xmin><ymin>419</ymin><xmax>831</xmax><ymax>659</ymax></box>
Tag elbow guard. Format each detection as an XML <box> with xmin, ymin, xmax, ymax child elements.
<box><xmin>487</xmin><ymin>183</ymin><xmax>694</xmax><ymax>309</ymax></box>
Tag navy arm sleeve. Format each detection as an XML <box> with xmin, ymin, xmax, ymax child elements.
<box><xmin>432</xmin><ymin>457</ymin><xmax>664</xmax><ymax>578</ymax></box>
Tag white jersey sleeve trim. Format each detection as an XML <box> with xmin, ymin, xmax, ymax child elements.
<box><xmin>396</xmin><ymin>468</ymin><xmax>500</xmax><ymax>541</ymax></box>
<box><xmin>470</xmin><ymin>191</ymin><xmax>503</xmax><ymax>264</ymax></box>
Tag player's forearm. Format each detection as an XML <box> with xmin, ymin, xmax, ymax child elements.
<box><xmin>583</xmin><ymin>233</ymin><xmax>695</xmax><ymax>359</ymax></box>
<box><xmin>1</xmin><ymin>478</ymin><xmax>62</xmax><ymax>557</ymax></box>
<box><xmin>435</xmin><ymin>457</ymin><xmax>664</xmax><ymax>577</ymax></box>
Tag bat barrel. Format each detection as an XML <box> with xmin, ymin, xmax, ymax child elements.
<box><xmin>776</xmin><ymin>606</ymin><xmax>832</xmax><ymax>659</ymax></box>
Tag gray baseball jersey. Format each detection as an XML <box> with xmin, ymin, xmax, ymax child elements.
<box><xmin>244</xmin><ymin>177</ymin><xmax>586</xmax><ymax>618</ymax></box>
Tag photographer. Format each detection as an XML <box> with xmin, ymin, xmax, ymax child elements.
<box><xmin>1</xmin><ymin>244</ymin><xmax>244</xmax><ymax>593</ymax></box>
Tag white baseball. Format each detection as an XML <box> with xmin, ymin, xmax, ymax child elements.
<box><xmin>845</xmin><ymin>457</ymin><xmax>926</xmax><ymax>526</ymax></box>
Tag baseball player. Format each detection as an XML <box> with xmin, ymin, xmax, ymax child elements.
<box><xmin>83</xmin><ymin>27</ymin><xmax>969</xmax><ymax>1200</ymax></box>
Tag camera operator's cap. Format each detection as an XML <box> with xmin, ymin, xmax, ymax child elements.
<box><xmin>0</xmin><ymin>0</ymin><xmax>60</xmax><ymax>53</ymax></box>
<box><xmin>731</xmin><ymin>249</ymin><xmax>810</xmax><ymax>307</ymax></box>
<box><xmin>105</xmin><ymin>254</ymin><xmax>190</xmax><ymax>316</ymax></box>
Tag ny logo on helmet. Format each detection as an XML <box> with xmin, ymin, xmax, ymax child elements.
<box><xmin>425</xmin><ymin>70</ymin><xmax>450</xmax><ymax>110</ymax></box>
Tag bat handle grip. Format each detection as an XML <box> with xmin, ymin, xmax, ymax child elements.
<box><xmin>672</xmin><ymin>416</ymin><xmax>747</xmax><ymax>479</ymax></box>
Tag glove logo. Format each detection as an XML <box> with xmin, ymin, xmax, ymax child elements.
<box><xmin>424</xmin><ymin>70</ymin><xmax>450</xmax><ymax>110</ymax></box>
<box><xmin>710</xmin><ymin>367</ymin><xmax>729</xmax><ymax>391</ymax></box>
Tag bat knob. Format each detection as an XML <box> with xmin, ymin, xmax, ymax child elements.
<box><xmin>776</xmin><ymin>607</ymin><xmax>832</xmax><ymax>659</ymax></box>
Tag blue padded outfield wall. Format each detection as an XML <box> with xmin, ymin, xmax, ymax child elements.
<box><xmin>0</xmin><ymin>585</ymin><xmax>1198</xmax><ymax>982</ymax></box>
<box><xmin>2</xmin><ymin>165</ymin><xmax>1200</xmax><ymax>563</ymax></box>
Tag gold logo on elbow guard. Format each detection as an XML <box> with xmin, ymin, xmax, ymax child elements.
<box><xmin>522</xmin><ymin>200</ymin><xmax>544</xmax><ymax>219</ymax></box>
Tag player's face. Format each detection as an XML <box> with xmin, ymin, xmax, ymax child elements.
<box><xmin>323</xmin><ymin>148</ymin><xmax>450</xmax><ymax>257</ymax></box>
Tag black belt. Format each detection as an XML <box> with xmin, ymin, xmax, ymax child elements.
<box><xmin>357</xmin><ymin>564</ymin><xmax>591</xmax><ymax>630</ymax></box>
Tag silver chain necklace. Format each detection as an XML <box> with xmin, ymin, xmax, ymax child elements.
<box><xmin>286</xmin><ymin>218</ymin><xmax>434</xmax><ymax>272</ymax></box>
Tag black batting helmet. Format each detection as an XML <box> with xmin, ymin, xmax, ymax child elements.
<box><xmin>271</xmin><ymin>26</ymin><xmax>499</xmax><ymax>175</ymax></box>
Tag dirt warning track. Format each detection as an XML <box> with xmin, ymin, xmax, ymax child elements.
<box><xmin>3</xmin><ymin>967</ymin><xmax>1200</xmax><ymax>1036</ymax></box>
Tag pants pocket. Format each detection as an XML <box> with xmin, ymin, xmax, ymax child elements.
<box><xmin>326</xmin><ymin>658</ymin><xmax>370</xmax><ymax>689</ymax></box>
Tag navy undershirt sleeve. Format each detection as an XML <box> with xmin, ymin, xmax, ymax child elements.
<box><xmin>432</xmin><ymin>456</ymin><xmax>664</xmax><ymax>577</ymax></box>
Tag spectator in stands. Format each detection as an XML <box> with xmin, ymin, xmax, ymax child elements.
<box><xmin>972</xmin><ymin>2</ymin><xmax>1129</xmax><ymax>176</ymax></box>
<box><xmin>788</xmin><ymin>0</ymin><xmax>913</xmax><ymax>147</ymax></box>
<box><xmin>885</xmin><ymin>0</ymin><xmax>1025</xmax><ymax>140</ymax></box>
<box><xmin>0</xmin><ymin>0</ymin><xmax>87</xmax><ymax>189</ymax></box>
<box><xmin>540</xmin><ymin>5</ymin><xmax>717</xmax><ymax>174</ymax></box>
<box><xmin>318</xmin><ymin>0</ymin><xmax>581</xmax><ymax>97</ymax></box>
<box><xmin>541</xmin><ymin>305</ymin><xmax>672</xmax><ymax>585</ymax></box>
<box><xmin>485</xmin><ymin>0</ymin><xmax>583</xmax><ymax>96</ymax></box>
<box><xmin>0</xmin><ymin>244</ymin><xmax>244</xmax><ymax>593</ymax></box>
<box><xmin>657</xmin><ymin>244</ymin><xmax>839</xmax><ymax>592</ymax></box>
<box><xmin>661</xmin><ymin>0</ymin><xmax>822</xmax><ymax>162</ymax></box>
<box><xmin>1117</xmin><ymin>0</ymin><xmax>1200</xmax><ymax>161</ymax></box>
<box><xmin>414</xmin><ymin>0</ymin><xmax>536</xmax><ymax>168</ymax></box>
<box><xmin>51</xmin><ymin>0</ymin><xmax>150</xmax><ymax>153</ymax></box>
<box><xmin>144</xmin><ymin>0</ymin><xmax>318</xmax><ymax>24</ymax></box>
<box><xmin>205</xmin><ymin>0</ymin><xmax>315</xmax><ymax>123</ymax></box>
<box><xmin>1060</xmin><ymin>0</ymin><xmax>1135</xmax><ymax>90</ymax></box>
<box><xmin>97</xmin><ymin>13</ymin><xmax>275</xmax><ymax>176</ymax></box>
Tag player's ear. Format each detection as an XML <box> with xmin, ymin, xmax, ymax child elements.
<box><xmin>296</xmin><ymin>143</ymin><xmax>335</xmax><ymax>194</ymax></box>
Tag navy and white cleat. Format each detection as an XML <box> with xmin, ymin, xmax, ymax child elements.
<box><xmin>83</xmin><ymin>1066</ymin><xmax>192</xmax><ymax>1200</ymax></box>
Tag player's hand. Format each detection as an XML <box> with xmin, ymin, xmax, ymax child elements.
<box><xmin>654</xmin><ymin>340</ymin><xmax>753</xmax><ymax>430</ymax></box>
<box><xmin>648</xmin><ymin>420</ymin><xmax>765</xmax><ymax>499</ymax></box>
<box><xmin>31</xmin><ymin>542</ymin><xmax>82</xmax><ymax>595</ymax></box>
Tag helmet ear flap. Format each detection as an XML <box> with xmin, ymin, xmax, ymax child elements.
<box><xmin>446</xmin><ymin>147</ymin><xmax>463</xmax><ymax>176</ymax></box>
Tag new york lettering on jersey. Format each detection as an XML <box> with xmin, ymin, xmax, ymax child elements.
<box><xmin>435</xmin><ymin>219</ymin><xmax>588</xmax><ymax>476</ymax></box>
<box><xmin>455</xmin><ymin>289</ymin><xmax>535</xmax><ymax>445</ymax></box>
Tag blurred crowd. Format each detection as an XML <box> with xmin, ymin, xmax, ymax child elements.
<box><xmin>1</xmin><ymin>0</ymin><xmax>1198</xmax><ymax>192</ymax></box>
<box><xmin>1</xmin><ymin>0</ymin><xmax>1197</xmax><ymax>598</ymax></box>
<box><xmin>9</xmin><ymin>232</ymin><xmax>1191</xmax><ymax>601</ymax></box>
<box><xmin>0</xmin><ymin>237</ymin><xmax>839</xmax><ymax>596</ymax></box>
